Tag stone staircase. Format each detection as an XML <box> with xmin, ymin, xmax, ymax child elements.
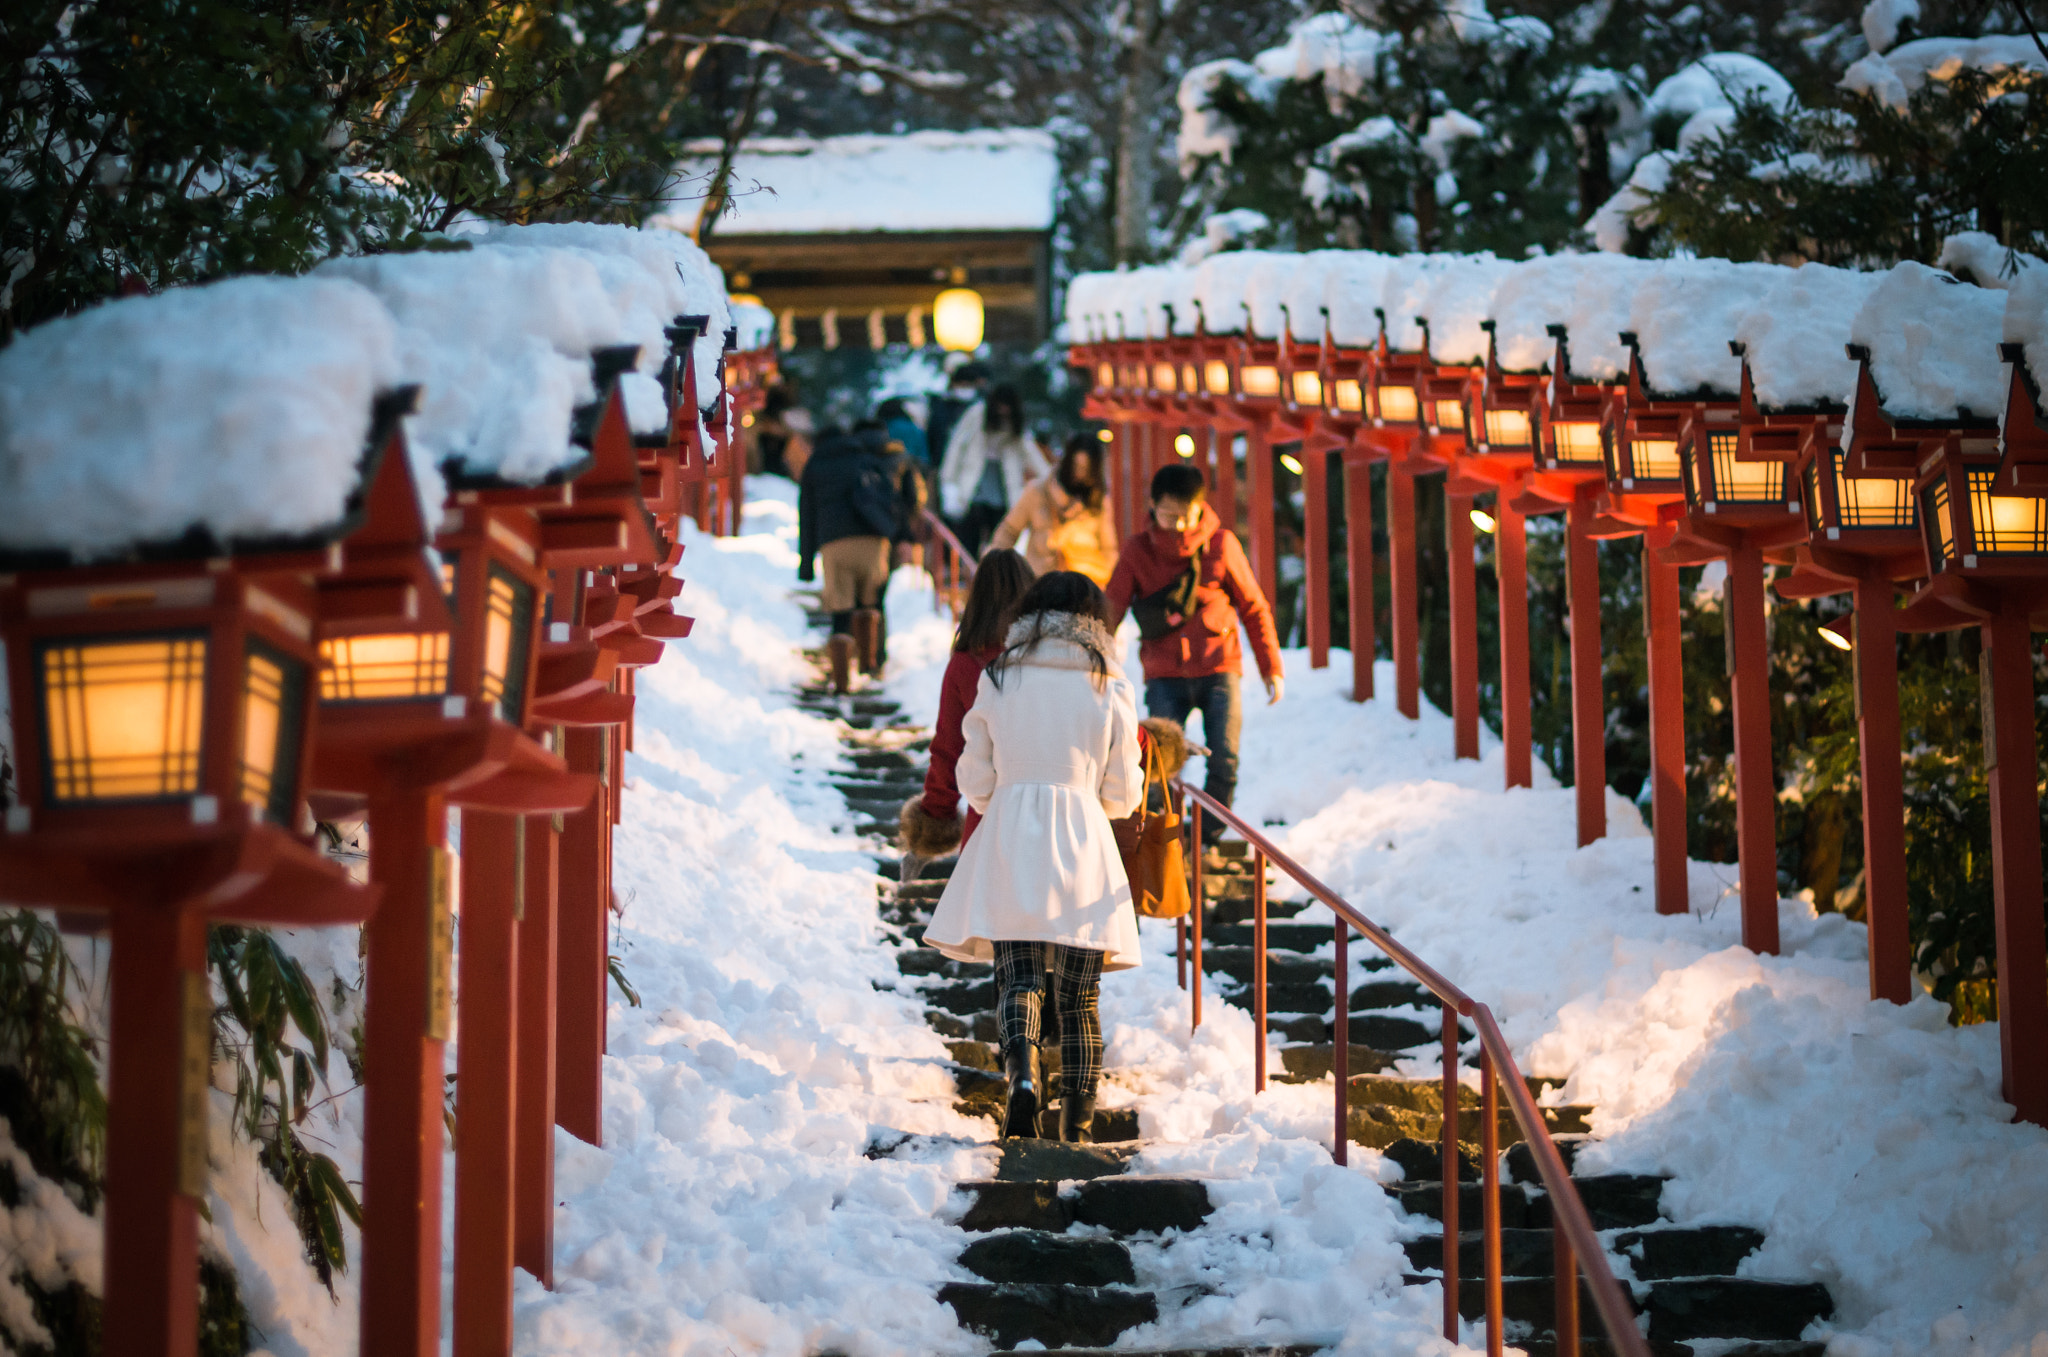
<box><xmin>795</xmin><ymin>614</ymin><xmax>1834</xmax><ymax>1356</ymax></box>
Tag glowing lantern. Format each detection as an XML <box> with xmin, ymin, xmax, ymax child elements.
<box><xmin>933</xmin><ymin>286</ymin><xmax>985</xmax><ymax>352</ymax></box>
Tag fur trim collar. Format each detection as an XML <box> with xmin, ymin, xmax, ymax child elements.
<box><xmin>1003</xmin><ymin>610</ymin><xmax>1120</xmax><ymax>673</ymax></box>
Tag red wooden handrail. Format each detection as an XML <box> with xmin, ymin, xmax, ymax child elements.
<box><xmin>1177</xmin><ymin>782</ymin><xmax>1647</xmax><ymax>1357</ymax></box>
<box><xmin>920</xmin><ymin>509</ymin><xmax>977</xmax><ymax>615</ymax></box>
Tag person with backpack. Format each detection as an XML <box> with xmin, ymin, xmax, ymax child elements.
<box><xmin>921</xmin><ymin>572</ymin><xmax>1145</xmax><ymax>1143</ymax></box>
<box><xmin>990</xmin><ymin>433</ymin><xmax>1118</xmax><ymax>586</ymax></box>
<box><xmin>796</xmin><ymin>421</ymin><xmax>924</xmax><ymax>670</ymax></box>
<box><xmin>1104</xmin><ymin>463</ymin><xmax>1283</xmax><ymax>853</ymax></box>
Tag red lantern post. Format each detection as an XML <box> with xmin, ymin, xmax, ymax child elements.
<box><xmin>0</xmin><ymin>454</ymin><xmax>387</xmax><ymax>1357</ymax></box>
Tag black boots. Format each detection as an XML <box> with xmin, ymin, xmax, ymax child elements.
<box><xmin>1060</xmin><ymin>1091</ymin><xmax>1097</xmax><ymax>1145</ymax></box>
<box><xmin>1001</xmin><ymin>1038</ymin><xmax>1039</xmax><ymax>1139</ymax></box>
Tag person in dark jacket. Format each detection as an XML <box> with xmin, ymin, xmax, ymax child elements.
<box><xmin>876</xmin><ymin>397</ymin><xmax>930</xmax><ymax>470</ymax></box>
<box><xmin>797</xmin><ymin>422</ymin><xmax>923</xmax><ymax>666</ymax></box>
<box><xmin>1104</xmin><ymin>463</ymin><xmax>1283</xmax><ymax>850</ymax></box>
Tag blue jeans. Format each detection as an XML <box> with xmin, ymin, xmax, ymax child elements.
<box><xmin>1144</xmin><ymin>674</ymin><xmax>1242</xmax><ymax>842</ymax></box>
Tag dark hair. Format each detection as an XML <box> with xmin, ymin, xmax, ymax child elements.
<box><xmin>1055</xmin><ymin>435</ymin><xmax>1106</xmax><ymax>513</ymax></box>
<box><xmin>984</xmin><ymin>384</ymin><xmax>1025</xmax><ymax>437</ymax></box>
<box><xmin>876</xmin><ymin>397</ymin><xmax>910</xmax><ymax>423</ymax></box>
<box><xmin>987</xmin><ymin>571</ymin><xmax>1116</xmax><ymax>692</ymax></box>
<box><xmin>955</xmin><ymin>549</ymin><xmax>1034</xmax><ymax>654</ymax></box>
<box><xmin>1150</xmin><ymin>463</ymin><xmax>1209</xmax><ymax>504</ymax></box>
<box><xmin>763</xmin><ymin>385</ymin><xmax>797</xmax><ymax>419</ymax></box>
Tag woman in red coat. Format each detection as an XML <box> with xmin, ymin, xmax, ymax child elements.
<box><xmin>898</xmin><ymin>549</ymin><xmax>1035</xmax><ymax>877</ymax></box>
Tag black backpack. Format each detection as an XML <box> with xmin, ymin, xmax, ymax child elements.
<box><xmin>850</xmin><ymin>453</ymin><xmax>906</xmax><ymax>537</ymax></box>
<box><xmin>1129</xmin><ymin>539</ymin><xmax>1207</xmax><ymax>641</ymax></box>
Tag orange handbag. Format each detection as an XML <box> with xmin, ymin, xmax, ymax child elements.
<box><xmin>1113</xmin><ymin>737</ymin><xmax>1193</xmax><ymax>920</ymax></box>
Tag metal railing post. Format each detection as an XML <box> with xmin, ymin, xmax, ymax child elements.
<box><xmin>1333</xmin><ymin>918</ymin><xmax>1348</xmax><ymax>1166</ymax></box>
<box><xmin>1556</xmin><ymin>1213</ymin><xmax>1581</xmax><ymax>1355</ymax></box>
<box><xmin>1481</xmin><ymin>1045</ymin><xmax>1503</xmax><ymax>1357</ymax></box>
<box><xmin>1253</xmin><ymin>849</ymin><xmax>1268</xmax><ymax>1093</ymax></box>
<box><xmin>1190</xmin><ymin>798</ymin><xmax>1204</xmax><ymax>1031</ymax></box>
<box><xmin>1177</xmin><ymin>916</ymin><xmax>1187</xmax><ymax>990</ymax></box>
<box><xmin>1441</xmin><ymin>1006</ymin><xmax>1461</xmax><ymax>1343</ymax></box>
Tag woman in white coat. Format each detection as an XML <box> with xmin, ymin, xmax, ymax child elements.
<box><xmin>922</xmin><ymin>571</ymin><xmax>1145</xmax><ymax>1142</ymax></box>
<box><xmin>937</xmin><ymin>384</ymin><xmax>1051</xmax><ymax>556</ymax></box>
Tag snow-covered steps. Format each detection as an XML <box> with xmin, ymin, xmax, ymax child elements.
<box><xmin>1390</xmin><ymin>1135</ymin><xmax>1834</xmax><ymax>1352</ymax></box>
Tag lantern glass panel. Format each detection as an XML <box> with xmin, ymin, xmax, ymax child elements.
<box><xmin>1631</xmin><ymin>438</ymin><xmax>1682</xmax><ymax>481</ymax></box>
<box><xmin>1483</xmin><ymin>407</ymin><xmax>1532</xmax><ymax>448</ymax></box>
<box><xmin>1204</xmin><ymin>361</ymin><xmax>1231</xmax><ymax>395</ymax></box>
<box><xmin>1333</xmin><ymin>379</ymin><xmax>1364</xmax><ymax>412</ymax></box>
<box><xmin>39</xmin><ymin>633</ymin><xmax>207</xmax><ymax>802</ymax></box>
<box><xmin>1551</xmin><ymin>420</ymin><xmax>1604</xmax><ymax>464</ymax></box>
<box><xmin>1377</xmin><ymin>384</ymin><xmax>1419</xmax><ymax>422</ymax></box>
<box><xmin>1709</xmin><ymin>432</ymin><xmax>1783</xmax><ymax>502</ymax></box>
<box><xmin>1096</xmin><ymin>364</ymin><xmax>1113</xmax><ymax>390</ymax></box>
<box><xmin>480</xmin><ymin>564</ymin><xmax>536</xmax><ymax>722</ymax></box>
<box><xmin>1153</xmin><ymin>363</ymin><xmax>1177</xmax><ymax>393</ymax></box>
<box><xmin>1432</xmin><ymin>399</ymin><xmax>1466</xmax><ymax>433</ymax></box>
<box><xmin>1968</xmin><ymin>468</ymin><xmax>2048</xmax><ymax>552</ymax></box>
<box><xmin>1240</xmin><ymin>365</ymin><xmax>1280</xmax><ymax>398</ymax></box>
<box><xmin>240</xmin><ymin>638</ymin><xmax>306</xmax><ymax>825</ymax></box>
<box><xmin>1182</xmin><ymin>365</ymin><xmax>1198</xmax><ymax>393</ymax></box>
<box><xmin>1830</xmin><ymin>453</ymin><xmax>1915</xmax><ymax>528</ymax></box>
<box><xmin>1293</xmin><ymin>371</ymin><xmax>1323</xmax><ymax>406</ymax></box>
<box><xmin>321</xmin><ymin>632</ymin><xmax>449</xmax><ymax>700</ymax></box>
<box><xmin>1923</xmin><ymin>478</ymin><xmax>1955</xmax><ymax>566</ymax></box>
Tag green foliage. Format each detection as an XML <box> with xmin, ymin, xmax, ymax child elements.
<box><xmin>1639</xmin><ymin>64</ymin><xmax>2048</xmax><ymax>264</ymax></box>
<box><xmin>0</xmin><ymin>912</ymin><xmax>105</xmax><ymax>1206</ymax></box>
<box><xmin>0</xmin><ymin>0</ymin><xmax>693</xmax><ymax>338</ymax></box>
<box><xmin>208</xmin><ymin>925</ymin><xmax>361</xmax><ymax>1291</ymax></box>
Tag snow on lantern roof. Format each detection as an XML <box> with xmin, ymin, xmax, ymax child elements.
<box><xmin>1414</xmin><ymin>254</ymin><xmax>1515</xmax><ymax>365</ymax></box>
<box><xmin>1731</xmin><ymin>264</ymin><xmax>1884</xmax><ymax>411</ymax></box>
<box><xmin>1379</xmin><ymin>255</ymin><xmax>1458</xmax><ymax>354</ymax></box>
<box><xmin>1487</xmin><ymin>255</ymin><xmax>1643</xmax><ymax>373</ymax></box>
<box><xmin>1280</xmin><ymin>251</ymin><xmax>1356</xmax><ymax>342</ymax></box>
<box><xmin>659</xmin><ymin>129</ymin><xmax>1059</xmax><ymax>236</ymax></box>
<box><xmin>1244</xmin><ymin>253</ymin><xmax>1305</xmax><ymax>338</ymax></box>
<box><xmin>1320</xmin><ymin>253</ymin><xmax>1399</xmax><ymax>347</ymax></box>
<box><xmin>1849</xmin><ymin>261</ymin><xmax>2007</xmax><ymax>421</ymax></box>
<box><xmin>1624</xmin><ymin>259</ymin><xmax>1791</xmax><ymax>398</ymax></box>
<box><xmin>319</xmin><ymin>224</ymin><xmax>728</xmax><ymax>487</ymax></box>
<box><xmin>2005</xmin><ymin>272</ymin><xmax>2048</xmax><ymax>393</ymax></box>
<box><xmin>1193</xmin><ymin>250</ymin><xmax>1281</xmax><ymax>335</ymax></box>
<box><xmin>0</xmin><ymin>274</ymin><xmax>400</xmax><ymax>560</ymax></box>
<box><xmin>1554</xmin><ymin>254</ymin><xmax>1662</xmax><ymax>381</ymax></box>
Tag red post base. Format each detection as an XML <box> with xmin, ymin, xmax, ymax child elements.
<box><xmin>1497</xmin><ymin>496</ymin><xmax>1531</xmax><ymax>789</ymax></box>
<box><xmin>1853</xmin><ymin>578</ymin><xmax>1911</xmax><ymax>1003</ymax></box>
<box><xmin>1565</xmin><ymin>496</ymin><xmax>1606</xmax><ymax>846</ymax></box>
<box><xmin>360</xmin><ymin>786</ymin><xmax>451</xmax><ymax>1357</ymax></box>
<box><xmin>1645</xmin><ymin>542</ymin><xmax>1687</xmax><ymax>915</ymax></box>
<box><xmin>454</xmin><ymin>811</ymin><xmax>521</xmax><ymax>1355</ymax></box>
<box><xmin>1983</xmin><ymin>607</ymin><xmax>2048</xmax><ymax>1125</ymax></box>
<box><xmin>516</xmin><ymin>818</ymin><xmax>560</xmax><ymax>1283</ymax></box>
<box><xmin>1447</xmin><ymin>488</ymin><xmax>1479</xmax><ymax>760</ymax></box>
<box><xmin>556</xmin><ymin>728</ymin><xmax>607</xmax><ymax>1146</ymax></box>
<box><xmin>104</xmin><ymin>899</ymin><xmax>208</xmax><ymax>1357</ymax></box>
<box><xmin>1724</xmin><ymin>541</ymin><xmax>1779</xmax><ymax>954</ymax></box>
<box><xmin>1389</xmin><ymin>461</ymin><xmax>1420</xmax><ymax>720</ymax></box>
<box><xmin>1344</xmin><ymin>452</ymin><xmax>1376</xmax><ymax>702</ymax></box>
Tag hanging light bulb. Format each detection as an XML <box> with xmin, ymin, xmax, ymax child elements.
<box><xmin>1174</xmin><ymin>433</ymin><xmax>1196</xmax><ymax>457</ymax></box>
<box><xmin>1470</xmin><ymin>508</ymin><xmax>1498</xmax><ymax>534</ymax></box>
<box><xmin>1820</xmin><ymin>617</ymin><xmax>1853</xmax><ymax>651</ymax></box>
<box><xmin>1096</xmin><ymin>428</ymin><xmax>1115</xmax><ymax>443</ymax></box>
<box><xmin>932</xmin><ymin>269</ymin><xmax>984</xmax><ymax>352</ymax></box>
<box><xmin>1279</xmin><ymin>453</ymin><xmax>1304</xmax><ymax>475</ymax></box>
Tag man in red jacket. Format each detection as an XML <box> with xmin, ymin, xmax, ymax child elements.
<box><xmin>1105</xmin><ymin>463</ymin><xmax>1283</xmax><ymax>849</ymax></box>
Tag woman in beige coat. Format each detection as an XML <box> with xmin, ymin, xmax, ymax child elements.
<box><xmin>922</xmin><ymin>570</ymin><xmax>1143</xmax><ymax>1142</ymax></box>
<box><xmin>989</xmin><ymin>435</ymin><xmax>1118</xmax><ymax>586</ymax></box>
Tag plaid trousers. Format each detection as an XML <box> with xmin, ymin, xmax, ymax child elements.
<box><xmin>992</xmin><ymin>941</ymin><xmax>1105</xmax><ymax>1101</ymax></box>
